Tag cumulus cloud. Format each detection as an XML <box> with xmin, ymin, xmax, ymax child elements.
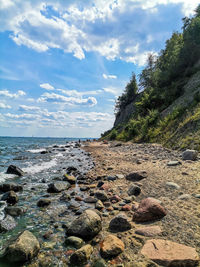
<box><xmin>0</xmin><ymin>90</ymin><xmax>26</xmax><ymax>98</ymax></box>
<box><xmin>37</xmin><ymin>92</ymin><xmax>97</xmax><ymax>106</ymax></box>
<box><xmin>103</xmin><ymin>86</ymin><xmax>123</xmax><ymax>95</ymax></box>
<box><xmin>5</xmin><ymin>113</ymin><xmax>39</xmax><ymax>120</ymax></box>
<box><xmin>57</xmin><ymin>89</ymin><xmax>102</xmax><ymax>97</ymax></box>
<box><xmin>40</xmin><ymin>83</ymin><xmax>55</xmax><ymax>90</ymax></box>
<box><xmin>0</xmin><ymin>0</ymin><xmax>197</xmax><ymax>66</ymax></box>
<box><xmin>0</xmin><ymin>103</ymin><xmax>11</xmax><ymax>109</ymax></box>
<box><xmin>103</xmin><ymin>74</ymin><xmax>117</xmax><ymax>79</ymax></box>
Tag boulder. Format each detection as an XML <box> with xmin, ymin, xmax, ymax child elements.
<box><xmin>65</xmin><ymin>236</ymin><xmax>85</xmax><ymax>248</ymax></box>
<box><xmin>70</xmin><ymin>244</ymin><xmax>93</xmax><ymax>265</ymax></box>
<box><xmin>128</xmin><ymin>185</ymin><xmax>141</xmax><ymax>196</ymax></box>
<box><xmin>141</xmin><ymin>239</ymin><xmax>199</xmax><ymax>266</ymax></box>
<box><xmin>126</xmin><ymin>171</ymin><xmax>147</xmax><ymax>181</ymax></box>
<box><xmin>66</xmin><ymin>209</ymin><xmax>102</xmax><ymax>240</ymax></box>
<box><xmin>1</xmin><ymin>191</ymin><xmax>18</xmax><ymax>205</ymax></box>
<box><xmin>0</xmin><ymin>183</ymin><xmax>23</xmax><ymax>193</ymax></box>
<box><xmin>63</xmin><ymin>174</ymin><xmax>76</xmax><ymax>184</ymax></box>
<box><xmin>4</xmin><ymin>206</ymin><xmax>26</xmax><ymax>216</ymax></box>
<box><xmin>0</xmin><ymin>215</ymin><xmax>17</xmax><ymax>232</ymax></box>
<box><xmin>109</xmin><ymin>213</ymin><xmax>131</xmax><ymax>232</ymax></box>
<box><xmin>47</xmin><ymin>181</ymin><xmax>71</xmax><ymax>193</ymax></box>
<box><xmin>37</xmin><ymin>198</ymin><xmax>51</xmax><ymax>207</ymax></box>
<box><xmin>182</xmin><ymin>149</ymin><xmax>198</xmax><ymax>161</ymax></box>
<box><xmin>135</xmin><ymin>226</ymin><xmax>162</xmax><ymax>237</ymax></box>
<box><xmin>95</xmin><ymin>191</ymin><xmax>108</xmax><ymax>202</ymax></box>
<box><xmin>132</xmin><ymin>198</ymin><xmax>167</xmax><ymax>222</ymax></box>
<box><xmin>5</xmin><ymin>230</ymin><xmax>40</xmax><ymax>263</ymax></box>
<box><xmin>6</xmin><ymin>165</ymin><xmax>24</xmax><ymax>176</ymax></box>
<box><xmin>100</xmin><ymin>234</ymin><xmax>124</xmax><ymax>259</ymax></box>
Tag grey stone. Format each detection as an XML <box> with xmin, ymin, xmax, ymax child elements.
<box><xmin>109</xmin><ymin>213</ymin><xmax>131</xmax><ymax>232</ymax></box>
<box><xmin>1</xmin><ymin>191</ymin><xmax>18</xmax><ymax>205</ymax></box>
<box><xmin>70</xmin><ymin>244</ymin><xmax>93</xmax><ymax>265</ymax></box>
<box><xmin>182</xmin><ymin>150</ymin><xmax>198</xmax><ymax>161</ymax></box>
<box><xmin>47</xmin><ymin>181</ymin><xmax>71</xmax><ymax>193</ymax></box>
<box><xmin>166</xmin><ymin>182</ymin><xmax>180</xmax><ymax>190</ymax></box>
<box><xmin>65</xmin><ymin>236</ymin><xmax>84</xmax><ymax>248</ymax></box>
<box><xmin>167</xmin><ymin>161</ymin><xmax>181</xmax><ymax>166</ymax></box>
<box><xmin>66</xmin><ymin>209</ymin><xmax>102</xmax><ymax>240</ymax></box>
<box><xmin>128</xmin><ymin>185</ymin><xmax>141</xmax><ymax>196</ymax></box>
<box><xmin>6</xmin><ymin>165</ymin><xmax>24</xmax><ymax>176</ymax></box>
<box><xmin>37</xmin><ymin>198</ymin><xmax>51</xmax><ymax>207</ymax></box>
<box><xmin>0</xmin><ymin>183</ymin><xmax>23</xmax><ymax>193</ymax></box>
<box><xmin>126</xmin><ymin>171</ymin><xmax>147</xmax><ymax>181</ymax></box>
<box><xmin>95</xmin><ymin>191</ymin><xmax>108</xmax><ymax>202</ymax></box>
<box><xmin>178</xmin><ymin>194</ymin><xmax>191</xmax><ymax>200</ymax></box>
<box><xmin>4</xmin><ymin>206</ymin><xmax>26</xmax><ymax>216</ymax></box>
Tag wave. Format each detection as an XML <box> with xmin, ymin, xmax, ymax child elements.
<box><xmin>27</xmin><ymin>148</ymin><xmax>46</xmax><ymax>153</ymax></box>
<box><xmin>22</xmin><ymin>158</ymin><xmax>57</xmax><ymax>174</ymax></box>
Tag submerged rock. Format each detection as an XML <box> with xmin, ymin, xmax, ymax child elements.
<box><xmin>66</xmin><ymin>209</ymin><xmax>102</xmax><ymax>240</ymax></box>
<box><xmin>132</xmin><ymin>198</ymin><xmax>167</xmax><ymax>222</ymax></box>
<box><xmin>4</xmin><ymin>206</ymin><xmax>26</xmax><ymax>216</ymax></box>
<box><xmin>70</xmin><ymin>244</ymin><xmax>93</xmax><ymax>265</ymax></box>
<box><xmin>63</xmin><ymin>174</ymin><xmax>76</xmax><ymax>184</ymax></box>
<box><xmin>47</xmin><ymin>181</ymin><xmax>71</xmax><ymax>193</ymax></box>
<box><xmin>65</xmin><ymin>236</ymin><xmax>85</xmax><ymax>248</ymax></box>
<box><xmin>1</xmin><ymin>191</ymin><xmax>18</xmax><ymax>205</ymax></box>
<box><xmin>100</xmin><ymin>234</ymin><xmax>124</xmax><ymax>259</ymax></box>
<box><xmin>5</xmin><ymin>230</ymin><xmax>40</xmax><ymax>263</ymax></box>
<box><xmin>0</xmin><ymin>215</ymin><xmax>17</xmax><ymax>232</ymax></box>
<box><xmin>6</xmin><ymin>165</ymin><xmax>24</xmax><ymax>176</ymax></box>
<box><xmin>141</xmin><ymin>239</ymin><xmax>199</xmax><ymax>266</ymax></box>
<box><xmin>37</xmin><ymin>198</ymin><xmax>51</xmax><ymax>207</ymax></box>
<box><xmin>0</xmin><ymin>183</ymin><xmax>23</xmax><ymax>193</ymax></box>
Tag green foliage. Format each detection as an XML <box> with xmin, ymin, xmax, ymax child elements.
<box><xmin>115</xmin><ymin>72</ymin><xmax>138</xmax><ymax>114</ymax></box>
<box><xmin>109</xmin><ymin>129</ymin><xmax>118</xmax><ymax>140</ymax></box>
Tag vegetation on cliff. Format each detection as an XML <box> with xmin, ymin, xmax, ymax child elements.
<box><xmin>102</xmin><ymin>5</ymin><xmax>200</xmax><ymax>150</ymax></box>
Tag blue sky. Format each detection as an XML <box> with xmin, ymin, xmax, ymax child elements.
<box><xmin>0</xmin><ymin>0</ymin><xmax>198</xmax><ymax>138</ymax></box>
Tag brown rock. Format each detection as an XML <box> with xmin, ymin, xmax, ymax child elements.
<box><xmin>135</xmin><ymin>226</ymin><xmax>162</xmax><ymax>237</ymax></box>
<box><xmin>70</xmin><ymin>244</ymin><xmax>93</xmax><ymax>265</ymax></box>
<box><xmin>100</xmin><ymin>234</ymin><xmax>124</xmax><ymax>258</ymax></box>
<box><xmin>122</xmin><ymin>204</ymin><xmax>132</xmax><ymax>211</ymax></box>
<box><xmin>141</xmin><ymin>239</ymin><xmax>199</xmax><ymax>266</ymax></box>
<box><xmin>133</xmin><ymin>198</ymin><xmax>167</xmax><ymax>222</ymax></box>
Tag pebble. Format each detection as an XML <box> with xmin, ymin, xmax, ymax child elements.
<box><xmin>166</xmin><ymin>182</ymin><xmax>180</xmax><ymax>190</ymax></box>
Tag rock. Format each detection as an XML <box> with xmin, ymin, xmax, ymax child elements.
<box><xmin>6</xmin><ymin>165</ymin><xmax>24</xmax><ymax>176</ymax></box>
<box><xmin>70</xmin><ymin>244</ymin><xmax>93</xmax><ymax>265</ymax></box>
<box><xmin>0</xmin><ymin>183</ymin><xmax>23</xmax><ymax>193</ymax></box>
<box><xmin>5</xmin><ymin>230</ymin><xmax>40</xmax><ymax>263</ymax></box>
<box><xmin>47</xmin><ymin>181</ymin><xmax>71</xmax><ymax>193</ymax></box>
<box><xmin>141</xmin><ymin>239</ymin><xmax>199</xmax><ymax>266</ymax></box>
<box><xmin>65</xmin><ymin>236</ymin><xmax>85</xmax><ymax>248</ymax></box>
<box><xmin>107</xmin><ymin>176</ymin><xmax>116</xmax><ymax>181</ymax></box>
<box><xmin>109</xmin><ymin>213</ymin><xmax>131</xmax><ymax>232</ymax></box>
<box><xmin>66</xmin><ymin>166</ymin><xmax>78</xmax><ymax>174</ymax></box>
<box><xmin>75</xmin><ymin>196</ymin><xmax>83</xmax><ymax>201</ymax></box>
<box><xmin>95</xmin><ymin>191</ymin><xmax>108</xmax><ymax>202</ymax></box>
<box><xmin>40</xmin><ymin>150</ymin><xmax>48</xmax><ymax>154</ymax></box>
<box><xmin>59</xmin><ymin>192</ymin><xmax>71</xmax><ymax>201</ymax></box>
<box><xmin>135</xmin><ymin>226</ymin><xmax>162</xmax><ymax>237</ymax></box>
<box><xmin>97</xmin><ymin>181</ymin><xmax>104</xmax><ymax>187</ymax></box>
<box><xmin>178</xmin><ymin>194</ymin><xmax>191</xmax><ymax>200</ymax></box>
<box><xmin>37</xmin><ymin>198</ymin><xmax>51</xmax><ymax>207</ymax></box>
<box><xmin>84</xmin><ymin>197</ymin><xmax>97</xmax><ymax>203</ymax></box>
<box><xmin>100</xmin><ymin>234</ymin><xmax>124</xmax><ymax>259</ymax></box>
<box><xmin>92</xmin><ymin>258</ymin><xmax>107</xmax><ymax>267</ymax></box>
<box><xmin>116</xmin><ymin>174</ymin><xmax>124</xmax><ymax>179</ymax></box>
<box><xmin>132</xmin><ymin>198</ymin><xmax>167</xmax><ymax>222</ymax></box>
<box><xmin>5</xmin><ymin>206</ymin><xmax>26</xmax><ymax>216</ymax></box>
<box><xmin>110</xmin><ymin>195</ymin><xmax>121</xmax><ymax>202</ymax></box>
<box><xmin>1</xmin><ymin>191</ymin><xmax>18</xmax><ymax>205</ymax></box>
<box><xmin>121</xmin><ymin>204</ymin><xmax>132</xmax><ymax>211</ymax></box>
<box><xmin>63</xmin><ymin>174</ymin><xmax>76</xmax><ymax>184</ymax></box>
<box><xmin>95</xmin><ymin>200</ymin><xmax>104</xmax><ymax>210</ymax></box>
<box><xmin>66</xmin><ymin>209</ymin><xmax>102</xmax><ymax>240</ymax></box>
<box><xmin>182</xmin><ymin>149</ymin><xmax>198</xmax><ymax>161</ymax></box>
<box><xmin>126</xmin><ymin>171</ymin><xmax>147</xmax><ymax>181</ymax></box>
<box><xmin>167</xmin><ymin>161</ymin><xmax>181</xmax><ymax>166</ymax></box>
<box><xmin>166</xmin><ymin>182</ymin><xmax>180</xmax><ymax>190</ymax></box>
<box><xmin>0</xmin><ymin>215</ymin><xmax>17</xmax><ymax>232</ymax></box>
<box><xmin>194</xmin><ymin>194</ymin><xmax>200</xmax><ymax>199</ymax></box>
<box><xmin>128</xmin><ymin>185</ymin><xmax>141</xmax><ymax>196</ymax></box>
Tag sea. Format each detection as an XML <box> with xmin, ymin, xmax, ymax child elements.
<box><xmin>0</xmin><ymin>136</ymin><xmax>95</xmax><ymax>266</ymax></box>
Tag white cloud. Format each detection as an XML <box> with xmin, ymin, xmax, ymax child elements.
<box><xmin>18</xmin><ymin>105</ymin><xmax>41</xmax><ymax>112</ymax></box>
<box><xmin>40</xmin><ymin>83</ymin><xmax>55</xmax><ymax>90</ymax></box>
<box><xmin>0</xmin><ymin>103</ymin><xmax>11</xmax><ymax>109</ymax></box>
<box><xmin>0</xmin><ymin>0</ymin><xmax>198</xmax><ymax>67</ymax></box>
<box><xmin>5</xmin><ymin>113</ymin><xmax>38</xmax><ymax>120</ymax></box>
<box><xmin>57</xmin><ymin>89</ymin><xmax>102</xmax><ymax>97</ymax></box>
<box><xmin>103</xmin><ymin>74</ymin><xmax>117</xmax><ymax>79</ymax></box>
<box><xmin>37</xmin><ymin>92</ymin><xmax>97</xmax><ymax>106</ymax></box>
<box><xmin>103</xmin><ymin>86</ymin><xmax>123</xmax><ymax>95</ymax></box>
<box><xmin>0</xmin><ymin>90</ymin><xmax>26</xmax><ymax>98</ymax></box>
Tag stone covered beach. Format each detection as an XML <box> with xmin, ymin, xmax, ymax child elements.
<box><xmin>0</xmin><ymin>140</ymin><xmax>200</xmax><ymax>266</ymax></box>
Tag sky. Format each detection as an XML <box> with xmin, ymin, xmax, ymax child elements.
<box><xmin>0</xmin><ymin>0</ymin><xmax>199</xmax><ymax>138</ymax></box>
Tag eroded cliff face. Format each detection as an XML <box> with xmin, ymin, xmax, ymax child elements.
<box><xmin>114</xmin><ymin>102</ymin><xmax>136</xmax><ymax>127</ymax></box>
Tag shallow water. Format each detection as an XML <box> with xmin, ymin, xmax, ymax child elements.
<box><xmin>0</xmin><ymin>137</ymin><xmax>94</xmax><ymax>266</ymax></box>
